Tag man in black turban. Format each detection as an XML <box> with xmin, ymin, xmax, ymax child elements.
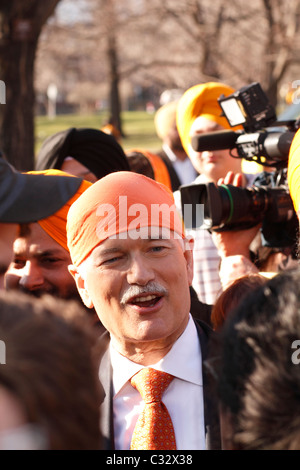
<box><xmin>35</xmin><ymin>127</ymin><xmax>131</xmax><ymax>182</ymax></box>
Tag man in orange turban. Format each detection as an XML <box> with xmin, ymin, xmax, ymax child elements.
<box><xmin>4</xmin><ymin>170</ymin><xmax>94</xmax><ymax>305</ymax></box>
<box><xmin>66</xmin><ymin>170</ymin><xmax>221</xmax><ymax>450</ymax></box>
<box><xmin>175</xmin><ymin>82</ymin><xmax>258</xmax><ymax>305</ymax></box>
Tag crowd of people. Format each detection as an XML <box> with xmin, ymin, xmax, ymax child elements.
<box><xmin>1</xmin><ymin>79</ymin><xmax>300</xmax><ymax>451</ymax></box>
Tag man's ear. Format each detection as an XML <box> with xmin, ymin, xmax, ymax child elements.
<box><xmin>68</xmin><ymin>264</ymin><xmax>94</xmax><ymax>309</ymax></box>
<box><xmin>184</xmin><ymin>235</ymin><xmax>194</xmax><ymax>286</ymax></box>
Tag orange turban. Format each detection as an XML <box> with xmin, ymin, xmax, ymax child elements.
<box><xmin>176</xmin><ymin>82</ymin><xmax>239</xmax><ymax>155</ymax></box>
<box><xmin>154</xmin><ymin>101</ymin><xmax>178</xmax><ymax>140</ymax></box>
<box><xmin>127</xmin><ymin>148</ymin><xmax>172</xmax><ymax>191</ymax></box>
<box><xmin>26</xmin><ymin>169</ymin><xmax>92</xmax><ymax>252</ymax></box>
<box><xmin>67</xmin><ymin>171</ymin><xmax>185</xmax><ymax>266</ymax></box>
<box><xmin>288</xmin><ymin>128</ymin><xmax>300</xmax><ymax>213</ymax></box>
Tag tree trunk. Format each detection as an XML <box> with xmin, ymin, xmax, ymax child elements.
<box><xmin>107</xmin><ymin>29</ymin><xmax>123</xmax><ymax>137</ymax></box>
<box><xmin>0</xmin><ymin>36</ymin><xmax>38</xmax><ymax>170</ymax></box>
<box><xmin>0</xmin><ymin>0</ymin><xmax>61</xmax><ymax>170</ymax></box>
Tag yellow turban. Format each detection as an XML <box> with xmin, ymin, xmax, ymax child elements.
<box><xmin>154</xmin><ymin>101</ymin><xmax>178</xmax><ymax>140</ymax></box>
<box><xmin>176</xmin><ymin>82</ymin><xmax>239</xmax><ymax>155</ymax></box>
<box><xmin>26</xmin><ymin>169</ymin><xmax>92</xmax><ymax>251</ymax></box>
<box><xmin>288</xmin><ymin>128</ymin><xmax>300</xmax><ymax>213</ymax></box>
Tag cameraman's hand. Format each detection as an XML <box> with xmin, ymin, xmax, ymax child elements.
<box><xmin>212</xmin><ymin>224</ymin><xmax>261</xmax><ymax>259</ymax></box>
<box><xmin>214</xmin><ymin>169</ymin><xmax>261</xmax><ymax>259</ymax></box>
<box><xmin>212</xmin><ymin>223</ymin><xmax>261</xmax><ymax>290</ymax></box>
<box><xmin>217</xmin><ymin>170</ymin><xmax>247</xmax><ymax>187</ymax></box>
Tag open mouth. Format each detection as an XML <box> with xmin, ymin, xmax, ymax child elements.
<box><xmin>128</xmin><ymin>294</ymin><xmax>162</xmax><ymax>308</ymax></box>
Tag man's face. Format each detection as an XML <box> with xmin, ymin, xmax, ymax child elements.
<box><xmin>60</xmin><ymin>158</ymin><xmax>98</xmax><ymax>183</ymax></box>
<box><xmin>188</xmin><ymin>116</ymin><xmax>242</xmax><ymax>183</ymax></box>
<box><xmin>0</xmin><ymin>223</ymin><xmax>18</xmax><ymax>290</ymax></box>
<box><xmin>71</xmin><ymin>230</ymin><xmax>194</xmax><ymax>353</ymax></box>
<box><xmin>167</xmin><ymin>123</ymin><xmax>185</xmax><ymax>152</ymax></box>
<box><xmin>5</xmin><ymin>223</ymin><xmax>80</xmax><ymax>300</ymax></box>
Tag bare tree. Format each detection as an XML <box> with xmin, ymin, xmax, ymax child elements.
<box><xmin>260</xmin><ymin>0</ymin><xmax>300</xmax><ymax>106</ymax></box>
<box><xmin>0</xmin><ymin>0</ymin><xmax>61</xmax><ymax>170</ymax></box>
<box><xmin>35</xmin><ymin>0</ymin><xmax>300</xmax><ymax>131</ymax></box>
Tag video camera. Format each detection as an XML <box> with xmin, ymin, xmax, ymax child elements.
<box><xmin>180</xmin><ymin>82</ymin><xmax>300</xmax><ymax>248</ymax></box>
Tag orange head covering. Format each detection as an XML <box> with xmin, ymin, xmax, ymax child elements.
<box><xmin>154</xmin><ymin>100</ymin><xmax>178</xmax><ymax>140</ymax></box>
<box><xmin>176</xmin><ymin>82</ymin><xmax>240</xmax><ymax>156</ymax></box>
<box><xmin>66</xmin><ymin>171</ymin><xmax>185</xmax><ymax>266</ymax></box>
<box><xmin>288</xmin><ymin>128</ymin><xmax>300</xmax><ymax>213</ymax></box>
<box><xmin>126</xmin><ymin>148</ymin><xmax>172</xmax><ymax>191</ymax></box>
<box><xmin>26</xmin><ymin>169</ymin><xmax>92</xmax><ymax>252</ymax></box>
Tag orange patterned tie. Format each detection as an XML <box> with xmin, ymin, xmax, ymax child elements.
<box><xmin>130</xmin><ymin>367</ymin><xmax>177</xmax><ymax>450</ymax></box>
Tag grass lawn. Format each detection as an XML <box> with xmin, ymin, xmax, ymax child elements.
<box><xmin>35</xmin><ymin>111</ymin><xmax>162</xmax><ymax>155</ymax></box>
<box><xmin>35</xmin><ymin>110</ymin><xmax>261</xmax><ymax>174</ymax></box>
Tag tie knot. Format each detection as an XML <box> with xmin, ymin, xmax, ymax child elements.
<box><xmin>131</xmin><ymin>368</ymin><xmax>174</xmax><ymax>404</ymax></box>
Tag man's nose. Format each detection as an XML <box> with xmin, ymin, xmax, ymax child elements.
<box><xmin>201</xmin><ymin>149</ymin><xmax>214</xmax><ymax>157</ymax></box>
<box><xmin>126</xmin><ymin>255</ymin><xmax>155</xmax><ymax>286</ymax></box>
<box><xmin>19</xmin><ymin>261</ymin><xmax>44</xmax><ymax>291</ymax></box>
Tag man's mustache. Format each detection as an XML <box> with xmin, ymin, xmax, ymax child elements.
<box><xmin>120</xmin><ymin>282</ymin><xmax>168</xmax><ymax>304</ymax></box>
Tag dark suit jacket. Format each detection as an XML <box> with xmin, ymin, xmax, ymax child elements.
<box><xmin>97</xmin><ymin>318</ymin><xmax>221</xmax><ymax>450</ymax></box>
<box><xmin>156</xmin><ymin>149</ymin><xmax>182</xmax><ymax>192</ymax></box>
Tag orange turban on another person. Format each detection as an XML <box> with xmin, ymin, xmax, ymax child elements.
<box><xmin>176</xmin><ymin>82</ymin><xmax>239</xmax><ymax>156</ymax></box>
<box><xmin>126</xmin><ymin>148</ymin><xmax>172</xmax><ymax>191</ymax></box>
<box><xmin>288</xmin><ymin>128</ymin><xmax>300</xmax><ymax>213</ymax></box>
<box><xmin>26</xmin><ymin>169</ymin><xmax>92</xmax><ymax>252</ymax></box>
<box><xmin>67</xmin><ymin>171</ymin><xmax>185</xmax><ymax>267</ymax></box>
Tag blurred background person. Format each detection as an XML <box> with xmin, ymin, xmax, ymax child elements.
<box><xmin>154</xmin><ymin>100</ymin><xmax>198</xmax><ymax>191</ymax></box>
<box><xmin>210</xmin><ymin>273</ymin><xmax>267</xmax><ymax>331</ymax></box>
<box><xmin>0</xmin><ymin>291</ymin><xmax>103</xmax><ymax>450</ymax></box>
<box><xmin>101</xmin><ymin>116</ymin><xmax>122</xmax><ymax>143</ymax></box>
<box><xmin>126</xmin><ymin>148</ymin><xmax>173</xmax><ymax>191</ymax></box>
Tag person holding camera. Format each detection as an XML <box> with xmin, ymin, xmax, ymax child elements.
<box><xmin>175</xmin><ymin>82</ymin><xmax>257</xmax><ymax>305</ymax></box>
<box><xmin>209</xmin><ymin>120</ymin><xmax>300</xmax><ymax>291</ymax></box>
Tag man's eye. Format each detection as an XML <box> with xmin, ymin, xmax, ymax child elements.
<box><xmin>41</xmin><ymin>257</ymin><xmax>61</xmax><ymax>264</ymax></box>
<box><xmin>102</xmin><ymin>256</ymin><xmax>122</xmax><ymax>265</ymax></box>
<box><xmin>12</xmin><ymin>259</ymin><xmax>25</xmax><ymax>269</ymax></box>
<box><xmin>150</xmin><ymin>245</ymin><xmax>167</xmax><ymax>253</ymax></box>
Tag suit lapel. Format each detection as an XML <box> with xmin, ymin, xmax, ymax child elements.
<box><xmin>194</xmin><ymin>319</ymin><xmax>221</xmax><ymax>450</ymax></box>
<box><xmin>98</xmin><ymin>332</ymin><xmax>115</xmax><ymax>450</ymax></box>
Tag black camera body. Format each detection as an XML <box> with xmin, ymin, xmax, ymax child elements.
<box><xmin>218</xmin><ymin>82</ymin><xmax>277</xmax><ymax>131</ymax></box>
<box><xmin>180</xmin><ymin>82</ymin><xmax>300</xmax><ymax>248</ymax></box>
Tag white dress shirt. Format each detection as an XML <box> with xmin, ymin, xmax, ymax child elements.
<box><xmin>162</xmin><ymin>144</ymin><xmax>197</xmax><ymax>185</ymax></box>
<box><xmin>110</xmin><ymin>315</ymin><xmax>206</xmax><ymax>450</ymax></box>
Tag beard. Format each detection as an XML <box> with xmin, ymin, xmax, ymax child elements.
<box><xmin>19</xmin><ymin>283</ymin><xmax>81</xmax><ymax>302</ymax></box>
<box><xmin>170</xmin><ymin>137</ymin><xmax>185</xmax><ymax>152</ymax></box>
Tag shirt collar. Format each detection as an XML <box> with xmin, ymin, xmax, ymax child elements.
<box><xmin>110</xmin><ymin>314</ymin><xmax>203</xmax><ymax>395</ymax></box>
<box><xmin>162</xmin><ymin>144</ymin><xmax>177</xmax><ymax>162</ymax></box>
